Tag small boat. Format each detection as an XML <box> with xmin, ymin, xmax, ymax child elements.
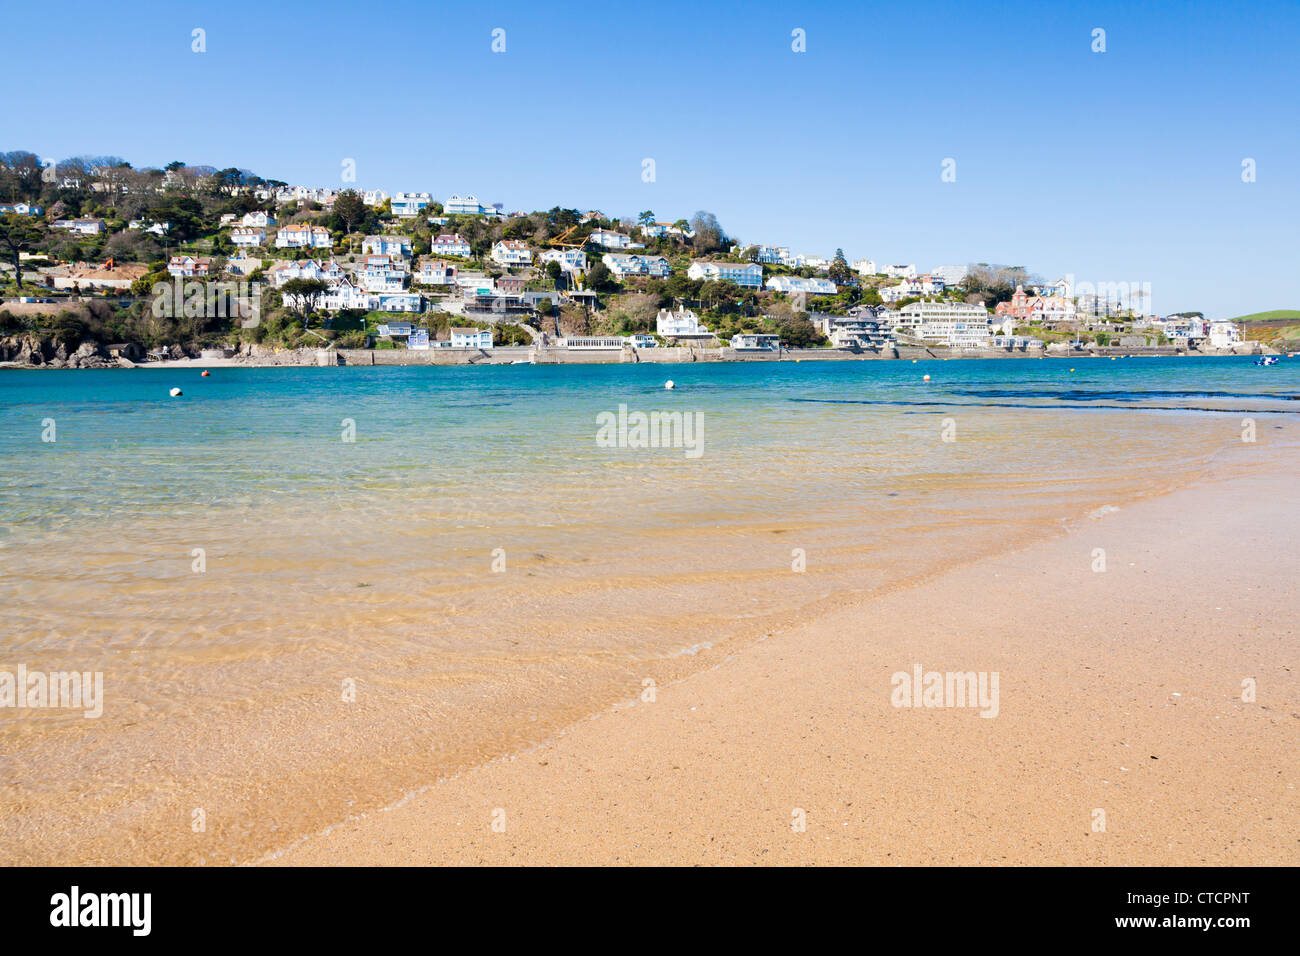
<box><xmin>1254</xmin><ymin>356</ymin><xmax>1280</xmax><ymax>366</ymax></box>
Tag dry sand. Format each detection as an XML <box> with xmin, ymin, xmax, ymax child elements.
<box><xmin>268</xmin><ymin>449</ymin><xmax>1299</xmax><ymax>866</ymax></box>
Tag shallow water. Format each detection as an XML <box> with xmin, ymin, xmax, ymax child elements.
<box><xmin>0</xmin><ymin>356</ymin><xmax>1296</xmax><ymax>863</ymax></box>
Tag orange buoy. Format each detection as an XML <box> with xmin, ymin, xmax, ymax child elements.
<box><xmin>201</xmin><ymin>370</ymin><xmax>210</xmax><ymax>377</ymax></box>
<box><xmin>923</xmin><ymin>374</ymin><xmax>931</xmax><ymax>382</ymax></box>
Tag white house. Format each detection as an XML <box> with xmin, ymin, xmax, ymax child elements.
<box><xmin>878</xmin><ymin>275</ymin><xmax>946</xmax><ymax>303</ymax></box>
<box><xmin>450</xmin><ymin>327</ymin><xmax>494</xmax><ymax>349</ymax></box>
<box><xmin>241</xmin><ymin>211</ymin><xmax>276</xmax><ymax>228</ymax></box>
<box><xmin>432</xmin><ymin>233</ymin><xmax>472</xmax><ymax>258</ymax></box>
<box><xmin>129</xmin><ymin>219</ymin><xmax>170</xmax><ymax>236</ymax></box>
<box><xmin>230</xmin><ymin>226</ymin><xmax>265</xmax><ymax>247</ymax></box>
<box><xmin>0</xmin><ymin>203</ymin><xmax>43</xmax><ymax>216</ymax></box>
<box><xmin>275</xmin><ymin>223</ymin><xmax>332</xmax><ymax>249</ymax></box>
<box><xmin>765</xmin><ymin>276</ymin><xmax>837</xmax><ymax>295</ymax></box>
<box><xmin>852</xmin><ymin>258</ymin><xmax>878</xmax><ymax>275</ymax></box>
<box><xmin>372</xmin><ymin>292</ymin><xmax>423</xmax><ymax>312</ymax></box>
<box><xmin>268</xmin><ymin>258</ymin><xmax>346</xmax><ymax>287</ymax></box>
<box><xmin>361</xmin><ymin>235</ymin><xmax>412</xmax><ymax>257</ymax></box>
<box><xmin>540</xmin><ymin>248</ymin><xmax>587</xmax><ymax>274</ymax></box>
<box><xmin>167</xmin><ymin>255</ymin><xmax>213</xmax><ymax>277</ymax></box>
<box><xmin>587</xmin><ymin>228</ymin><xmax>642</xmax><ymax>250</ymax></box>
<box><xmin>656</xmin><ymin>309</ymin><xmax>713</xmax><ymax>341</ymax></box>
<box><xmin>642</xmin><ymin>221</ymin><xmax>693</xmax><ymax>239</ymax></box>
<box><xmin>362</xmin><ymin>190</ymin><xmax>389</xmax><ymax>207</ymax></box>
<box><xmin>686</xmin><ymin>260</ymin><xmax>764</xmax><ymax>289</ymax></box>
<box><xmin>52</xmin><ymin>218</ymin><xmax>105</xmax><ymax>235</ymax></box>
<box><xmin>490</xmin><ymin>240</ymin><xmax>533</xmax><ymax>267</ymax></box>
<box><xmin>390</xmin><ymin>192</ymin><xmax>432</xmax><ymax>217</ymax></box>
<box><xmin>753</xmin><ymin>245</ymin><xmax>793</xmax><ymax>265</ymax></box>
<box><xmin>881</xmin><ymin>264</ymin><xmax>917</xmax><ymax>279</ymax></box>
<box><xmin>445</xmin><ymin>194</ymin><xmax>493</xmax><ymax>216</ymax></box>
<box><xmin>602</xmin><ymin>253</ymin><xmax>671</xmax><ymax>279</ymax></box>
<box><xmin>357</xmin><ymin>255</ymin><xmax>410</xmax><ymax>293</ymax></box>
<box><xmin>1207</xmin><ymin>321</ymin><xmax>1243</xmax><ymax>348</ymax></box>
<box><xmin>414</xmin><ymin>260</ymin><xmax>458</xmax><ymax>286</ymax></box>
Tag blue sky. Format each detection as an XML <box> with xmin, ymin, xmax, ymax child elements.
<box><xmin>4</xmin><ymin>0</ymin><xmax>1297</xmax><ymax>317</ymax></box>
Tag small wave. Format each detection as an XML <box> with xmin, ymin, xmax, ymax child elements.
<box><xmin>671</xmin><ymin>641</ymin><xmax>714</xmax><ymax>657</ymax></box>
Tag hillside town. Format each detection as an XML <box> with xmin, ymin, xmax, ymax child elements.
<box><xmin>0</xmin><ymin>153</ymin><xmax>1260</xmax><ymax>366</ymax></box>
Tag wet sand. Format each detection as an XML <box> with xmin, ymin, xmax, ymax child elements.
<box><xmin>270</xmin><ymin>449</ymin><xmax>1300</xmax><ymax>866</ymax></box>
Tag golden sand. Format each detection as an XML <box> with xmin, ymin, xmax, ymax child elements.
<box><xmin>269</xmin><ymin>449</ymin><xmax>1300</xmax><ymax>865</ymax></box>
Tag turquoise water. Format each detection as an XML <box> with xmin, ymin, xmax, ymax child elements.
<box><xmin>1</xmin><ymin>355</ymin><xmax>1295</xmax><ymax>527</ymax></box>
<box><xmin>1</xmin><ymin>355</ymin><xmax>1297</xmax><ymax>864</ymax></box>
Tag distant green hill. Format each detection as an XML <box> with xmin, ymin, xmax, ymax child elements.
<box><xmin>1225</xmin><ymin>309</ymin><xmax>1300</xmax><ymax>324</ymax></box>
<box><xmin>1228</xmin><ymin>310</ymin><xmax>1300</xmax><ymax>349</ymax></box>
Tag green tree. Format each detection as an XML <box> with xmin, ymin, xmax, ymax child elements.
<box><xmin>333</xmin><ymin>189</ymin><xmax>366</xmax><ymax>235</ymax></box>
<box><xmin>280</xmin><ymin>278</ymin><xmax>330</xmax><ymax>322</ymax></box>
<box><xmin>0</xmin><ymin>215</ymin><xmax>43</xmax><ymax>289</ymax></box>
<box><xmin>828</xmin><ymin>248</ymin><xmax>850</xmax><ymax>285</ymax></box>
<box><xmin>585</xmin><ymin>261</ymin><xmax>618</xmax><ymax>293</ymax></box>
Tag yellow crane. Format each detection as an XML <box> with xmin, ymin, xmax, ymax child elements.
<box><xmin>547</xmin><ymin>223</ymin><xmax>587</xmax><ymax>250</ymax></box>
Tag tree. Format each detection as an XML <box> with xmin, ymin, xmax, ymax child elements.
<box><xmin>829</xmin><ymin>248</ymin><xmax>850</xmax><ymax>285</ymax></box>
<box><xmin>544</xmin><ymin>260</ymin><xmax>563</xmax><ymax>284</ymax></box>
<box><xmin>280</xmin><ymin>278</ymin><xmax>330</xmax><ymax>321</ymax></box>
<box><xmin>585</xmin><ymin>261</ymin><xmax>618</xmax><ymax>293</ymax></box>
<box><xmin>333</xmin><ymin>189</ymin><xmax>365</xmax><ymax>234</ymax></box>
<box><xmin>0</xmin><ymin>215</ymin><xmax>43</xmax><ymax>289</ymax></box>
<box><xmin>689</xmin><ymin>211</ymin><xmax>726</xmax><ymax>255</ymax></box>
<box><xmin>637</xmin><ymin>210</ymin><xmax>655</xmax><ymax>227</ymax></box>
<box><xmin>0</xmin><ymin>151</ymin><xmax>44</xmax><ymax>202</ymax></box>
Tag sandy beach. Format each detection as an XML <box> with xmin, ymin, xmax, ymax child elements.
<box><xmin>268</xmin><ymin>445</ymin><xmax>1299</xmax><ymax>866</ymax></box>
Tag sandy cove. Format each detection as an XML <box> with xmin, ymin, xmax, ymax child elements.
<box><xmin>268</xmin><ymin>445</ymin><xmax>1299</xmax><ymax>866</ymax></box>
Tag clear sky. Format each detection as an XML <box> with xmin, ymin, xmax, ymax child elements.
<box><xmin>5</xmin><ymin>0</ymin><xmax>1297</xmax><ymax>317</ymax></box>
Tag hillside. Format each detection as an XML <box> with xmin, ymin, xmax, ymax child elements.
<box><xmin>1228</xmin><ymin>310</ymin><xmax>1300</xmax><ymax>350</ymax></box>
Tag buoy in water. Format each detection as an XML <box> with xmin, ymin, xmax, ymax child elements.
<box><xmin>169</xmin><ymin>387</ymin><xmax>183</xmax><ymax>397</ymax></box>
<box><xmin>664</xmin><ymin>380</ymin><xmax>675</xmax><ymax>390</ymax></box>
<box><xmin>201</xmin><ymin>370</ymin><xmax>210</xmax><ymax>377</ymax></box>
<box><xmin>923</xmin><ymin>374</ymin><xmax>931</xmax><ymax>382</ymax></box>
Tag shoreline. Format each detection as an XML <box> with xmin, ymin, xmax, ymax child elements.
<box><xmin>0</xmin><ymin>344</ymin><xmax>1267</xmax><ymax>371</ymax></box>
<box><xmin>266</xmin><ymin>440</ymin><xmax>1300</xmax><ymax>866</ymax></box>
